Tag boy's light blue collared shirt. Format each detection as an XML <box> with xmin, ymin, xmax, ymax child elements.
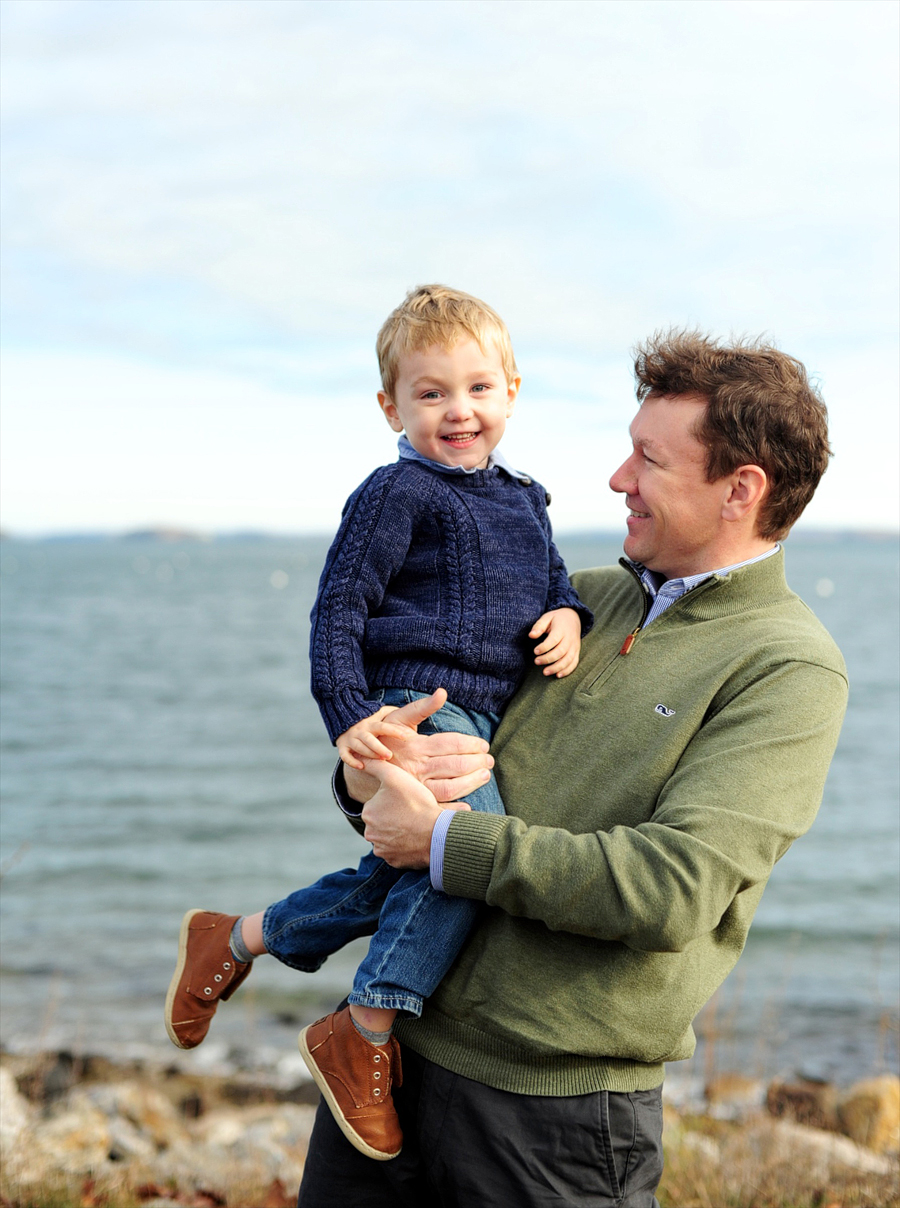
<box><xmin>429</xmin><ymin>543</ymin><xmax>781</xmax><ymax>892</ymax></box>
<box><xmin>397</xmin><ymin>435</ymin><xmax>532</xmax><ymax>483</ymax></box>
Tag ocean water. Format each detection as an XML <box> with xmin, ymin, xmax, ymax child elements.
<box><xmin>0</xmin><ymin>533</ymin><xmax>897</xmax><ymax>1090</ymax></box>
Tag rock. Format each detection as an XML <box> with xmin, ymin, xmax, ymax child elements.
<box><xmin>704</xmin><ymin>1072</ymin><xmax>766</xmax><ymax>1119</ymax></box>
<box><xmin>726</xmin><ymin>1117</ymin><xmax>895</xmax><ymax>1179</ymax></box>
<box><xmin>0</xmin><ymin>1066</ymin><xmax>34</xmax><ymax>1150</ymax></box>
<box><xmin>765</xmin><ymin>1078</ymin><xmax>839</xmax><ymax>1130</ymax></box>
<box><xmin>27</xmin><ymin>1097</ymin><xmax>112</xmax><ymax>1178</ymax></box>
<box><xmin>837</xmin><ymin>1073</ymin><xmax>900</xmax><ymax>1154</ymax></box>
<box><xmin>77</xmin><ymin>1080</ymin><xmax>184</xmax><ymax>1150</ymax></box>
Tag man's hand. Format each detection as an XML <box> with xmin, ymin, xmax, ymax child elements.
<box><xmin>344</xmin><ymin>688</ymin><xmax>494</xmax><ymax>804</ymax></box>
<box><xmin>529</xmin><ymin>607</ymin><xmax>582</xmax><ymax>677</ymax></box>
<box><xmin>361</xmin><ymin>758</ymin><xmax>472</xmax><ymax>868</ymax></box>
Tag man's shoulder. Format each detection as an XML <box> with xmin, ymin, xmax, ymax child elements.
<box><xmin>746</xmin><ymin>588</ymin><xmax>847</xmax><ymax>679</ymax></box>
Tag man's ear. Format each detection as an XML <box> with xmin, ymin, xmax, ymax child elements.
<box><xmin>722</xmin><ymin>464</ymin><xmax>768</xmax><ymax>523</ymax></box>
<box><xmin>378</xmin><ymin>391</ymin><xmax>404</xmax><ymax>433</ymax></box>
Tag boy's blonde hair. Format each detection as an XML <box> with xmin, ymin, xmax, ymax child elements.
<box><xmin>376</xmin><ymin>284</ymin><xmax>518</xmax><ymax>398</ymax></box>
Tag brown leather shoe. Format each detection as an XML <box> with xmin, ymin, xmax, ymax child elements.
<box><xmin>165</xmin><ymin>909</ymin><xmax>252</xmax><ymax>1050</ymax></box>
<box><xmin>298</xmin><ymin>1008</ymin><xmax>403</xmax><ymax>1160</ymax></box>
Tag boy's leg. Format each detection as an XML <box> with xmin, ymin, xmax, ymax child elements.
<box><xmin>298</xmin><ymin>692</ymin><xmax>503</xmax><ymax>1156</ymax></box>
<box><xmin>165</xmin><ymin>851</ymin><xmax>403</xmax><ymax>1050</ymax></box>
<box><xmin>348</xmin><ymin>692</ymin><xmax>502</xmax><ymax>1016</ymax></box>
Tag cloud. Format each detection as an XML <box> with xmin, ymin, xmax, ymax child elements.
<box><xmin>0</xmin><ymin>0</ymin><xmax>897</xmax><ymax>531</ymax></box>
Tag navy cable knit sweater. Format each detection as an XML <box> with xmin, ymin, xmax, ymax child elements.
<box><xmin>309</xmin><ymin>458</ymin><xmax>593</xmax><ymax>743</ymax></box>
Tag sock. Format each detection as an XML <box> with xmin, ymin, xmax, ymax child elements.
<box><xmin>229</xmin><ymin>917</ymin><xmax>255</xmax><ymax>964</ymax></box>
<box><xmin>350</xmin><ymin>1015</ymin><xmax>392</xmax><ymax>1046</ymax></box>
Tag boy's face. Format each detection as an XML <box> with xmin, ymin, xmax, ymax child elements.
<box><xmin>378</xmin><ymin>338</ymin><xmax>520</xmax><ymax>470</ymax></box>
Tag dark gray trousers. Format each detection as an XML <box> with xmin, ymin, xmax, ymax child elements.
<box><xmin>297</xmin><ymin>1047</ymin><xmax>664</xmax><ymax>1207</ymax></box>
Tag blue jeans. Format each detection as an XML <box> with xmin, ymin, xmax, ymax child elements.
<box><xmin>261</xmin><ymin>690</ymin><xmax>503</xmax><ymax>1016</ymax></box>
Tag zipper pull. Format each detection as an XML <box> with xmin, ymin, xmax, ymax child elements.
<box><xmin>620</xmin><ymin>627</ymin><xmax>640</xmax><ymax>655</ymax></box>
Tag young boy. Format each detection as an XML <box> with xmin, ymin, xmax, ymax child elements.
<box><xmin>164</xmin><ymin>285</ymin><xmax>592</xmax><ymax>1161</ymax></box>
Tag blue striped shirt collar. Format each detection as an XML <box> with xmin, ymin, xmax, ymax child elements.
<box><xmin>630</xmin><ymin>545</ymin><xmax>781</xmax><ymax>626</ymax></box>
<box><xmin>397</xmin><ymin>435</ymin><xmax>531</xmax><ymax>483</ymax></box>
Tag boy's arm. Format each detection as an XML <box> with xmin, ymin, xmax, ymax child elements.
<box><xmin>528</xmin><ymin>608</ymin><xmax>582</xmax><ymax>678</ymax></box>
<box><xmin>338</xmin><ymin>707</ymin><xmax>408</xmax><ymax>770</ymax></box>
<box><xmin>309</xmin><ymin>466</ymin><xmax>419</xmax><ymax>743</ymax></box>
<box><xmin>528</xmin><ymin>483</ymin><xmax>593</xmax><ymax>633</ymax></box>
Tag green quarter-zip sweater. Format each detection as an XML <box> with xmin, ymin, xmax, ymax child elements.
<box><xmin>394</xmin><ymin>549</ymin><xmax>848</xmax><ymax>1095</ymax></box>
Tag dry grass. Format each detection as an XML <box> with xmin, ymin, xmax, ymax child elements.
<box><xmin>658</xmin><ymin>1116</ymin><xmax>900</xmax><ymax>1208</ymax></box>
<box><xmin>3</xmin><ymin>1144</ymin><xmax>898</xmax><ymax>1208</ymax></box>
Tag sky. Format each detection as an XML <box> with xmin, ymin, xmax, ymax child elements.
<box><xmin>1</xmin><ymin>0</ymin><xmax>897</xmax><ymax>536</ymax></box>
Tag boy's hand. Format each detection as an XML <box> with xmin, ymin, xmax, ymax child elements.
<box><xmin>529</xmin><ymin>607</ymin><xmax>582</xmax><ymax>678</ymax></box>
<box><xmin>337</xmin><ymin>707</ymin><xmax>410</xmax><ymax>770</ymax></box>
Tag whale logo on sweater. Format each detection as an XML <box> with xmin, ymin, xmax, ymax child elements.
<box><xmin>654</xmin><ymin>704</ymin><xmax>676</xmax><ymax>717</ymax></box>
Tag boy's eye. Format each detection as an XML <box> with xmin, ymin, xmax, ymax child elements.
<box><xmin>421</xmin><ymin>390</ymin><xmax>442</xmax><ymax>400</ymax></box>
<box><xmin>471</xmin><ymin>383</ymin><xmax>490</xmax><ymax>393</ymax></box>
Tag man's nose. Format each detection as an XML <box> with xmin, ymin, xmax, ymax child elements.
<box><xmin>609</xmin><ymin>457</ymin><xmax>633</xmax><ymax>494</ymax></box>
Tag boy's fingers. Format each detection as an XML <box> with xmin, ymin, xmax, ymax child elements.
<box><xmin>528</xmin><ymin>613</ymin><xmax>553</xmax><ymax>639</ymax></box>
<box><xmin>357</xmin><ymin>733</ymin><xmax>395</xmax><ymax>760</ymax></box>
<box><xmin>533</xmin><ymin>632</ymin><xmax>563</xmax><ymax>657</ymax></box>
<box><xmin>338</xmin><ymin>747</ymin><xmax>366</xmax><ymax>770</ymax></box>
<box><xmin>547</xmin><ymin>651</ymin><xmax>579</xmax><ymax>677</ymax></box>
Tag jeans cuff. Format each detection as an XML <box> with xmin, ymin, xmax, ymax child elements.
<box><xmin>347</xmin><ymin>990</ymin><xmax>424</xmax><ymax>1017</ymax></box>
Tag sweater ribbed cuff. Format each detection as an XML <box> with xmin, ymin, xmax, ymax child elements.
<box><xmin>317</xmin><ymin>691</ymin><xmax>383</xmax><ymax>745</ymax></box>
<box><xmin>442</xmin><ymin>811</ymin><xmax>510</xmax><ymax>900</ymax></box>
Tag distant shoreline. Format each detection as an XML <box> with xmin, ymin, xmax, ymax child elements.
<box><xmin>2</xmin><ymin>527</ymin><xmax>898</xmax><ymax>544</ymax></box>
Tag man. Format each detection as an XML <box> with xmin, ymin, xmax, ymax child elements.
<box><xmin>298</xmin><ymin>331</ymin><xmax>848</xmax><ymax>1207</ymax></box>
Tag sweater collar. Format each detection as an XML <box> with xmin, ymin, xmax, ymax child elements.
<box><xmin>628</xmin><ymin>544</ymin><xmax>781</xmax><ymax>601</ymax></box>
<box><xmin>622</xmin><ymin>545</ymin><xmax>794</xmax><ymax>620</ymax></box>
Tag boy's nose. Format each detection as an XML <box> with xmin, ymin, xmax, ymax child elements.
<box><xmin>445</xmin><ymin>395</ymin><xmax>475</xmax><ymax>421</ymax></box>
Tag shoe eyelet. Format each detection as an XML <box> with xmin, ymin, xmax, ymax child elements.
<box><xmin>214</xmin><ymin>974</ymin><xmax>223</xmax><ymax>982</ymax></box>
<box><xmin>373</xmin><ymin>1072</ymin><xmax>381</xmax><ymax>1080</ymax></box>
<box><xmin>373</xmin><ymin>1054</ymin><xmax>381</xmax><ymax>1062</ymax></box>
<box><xmin>223</xmin><ymin>961</ymin><xmax>231</xmax><ymax>970</ymax></box>
<box><xmin>204</xmin><ymin>987</ymin><xmax>212</xmax><ymax>995</ymax></box>
<box><xmin>373</xmin><ymin>1088</ymin><xmax>381</xmax><ymax>1096</ymax></box>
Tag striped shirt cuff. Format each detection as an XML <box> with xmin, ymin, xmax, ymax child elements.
<box><xmin>429</xmin><ymin>809</ymin><xmax>456</xmax><ymax>892</ymax></box>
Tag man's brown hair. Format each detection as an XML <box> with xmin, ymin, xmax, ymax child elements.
<box><xmin>376</xmin><ymin>284</ymin><xmax>518</xmax><ymax>399</ymax></box>
<box><xmin>633</xmin><ymin>330</ymin><xmax>831</xmax><ymax>540</ymax></box>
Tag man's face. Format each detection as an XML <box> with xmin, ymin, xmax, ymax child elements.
<box><xmin>379</xmin><ymin>338</ymin><xmax>519</xmax><ymax>470</ymax></box>
<box><xmin>608</xmin><ymin>393</ymin><xmax>736</xmax><ymax>579</ymax></box>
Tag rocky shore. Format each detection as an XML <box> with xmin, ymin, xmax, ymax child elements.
<box><xmin>1</xmin><ymin>1049</ymin><xmax>897</xmax><ymax>1208</ymax></box>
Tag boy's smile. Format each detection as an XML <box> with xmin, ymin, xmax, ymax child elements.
<box><xmin>379</xmin><ymin>339</ymin><xmax>520</xmax><ymax>470</ymax></box>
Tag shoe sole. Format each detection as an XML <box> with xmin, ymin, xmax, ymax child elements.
<box><xmin>298</xmin><ymin>1025</ymin><xmax>401</xmax><ymax>1162</ymax></box>
<box><xmin>164</xmin><ymin>908</ymin><xmax>210</xmax><ymax>1049</ymax></box>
